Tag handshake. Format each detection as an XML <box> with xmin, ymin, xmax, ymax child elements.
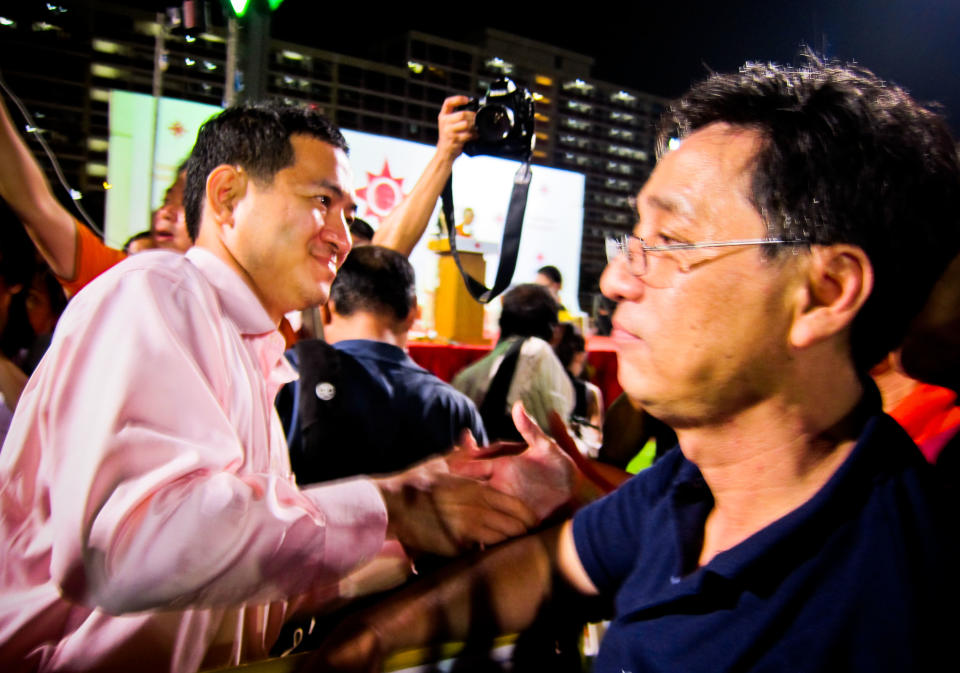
<box><xmin>373</xmin><ymin>402</ymin><xmax>617</xmax><ymax>560</ymax></box>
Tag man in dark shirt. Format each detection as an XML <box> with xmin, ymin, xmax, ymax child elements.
<box><xmin>308</xmin><ymin>55</ymin><xmax>960</xmax><ymax>672</ymax></box>
<box><xmin>283</xmin><ymin>245</ymin><xmax>486</xmax><ymax>485</ymax></box>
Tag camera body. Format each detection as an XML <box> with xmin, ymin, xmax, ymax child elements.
<box><xmin>461</xmin><ymin>78</ymin><xmax>535</xmax><ymax>160</ymax></box>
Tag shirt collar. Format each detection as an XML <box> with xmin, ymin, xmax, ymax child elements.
<box><xmin>186</xmin><ymin>247</ymin><xmax>277</xmax><ymax>336</ymax></box>
<box><xmin>333</xmin><ymin>339</ymin><xmax>412</xmax><ymax>364</ymax></box>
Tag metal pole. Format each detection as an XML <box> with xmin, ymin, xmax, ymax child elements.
<box><xmin>224</xmin><ymin>17</ymin><xmax>238</xmax><ymax>107</ymax></box>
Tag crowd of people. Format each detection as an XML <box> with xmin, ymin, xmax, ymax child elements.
<box><xmin>0</xmin><ymin>51</ymin><xmax>958</xmax><ymax>673</ymax></box>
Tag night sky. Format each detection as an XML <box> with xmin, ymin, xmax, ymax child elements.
<box><xmin>267</xmin><ymin>0</ymin><xmax>960</xmax><ymax>133</ymax></box>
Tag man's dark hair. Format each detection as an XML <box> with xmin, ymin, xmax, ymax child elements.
<box><xmin>537</xmin><ymin>265</ymin><xmax>562</xmax><ymax>286</ymax></box>
<box><xmin>122</xmin><ymin>230</ymin><xmax>153</xmax><ymax>253</ymax></box>
<box><xmin>554</xmin><ymin>322</ymin><xmax>586</xmax><ymax>370</ymax></box>
<box><xmin>350</xmin><ymin>218</ymin><xmax>375</xmax><ymax>244</ymax></box>
<box><xmin>184</xmin><ymin>102</ymin><xmax>348</xmax><ymax>239</ymax></box>
<box><xmin>329</xmin><ymin>245</ymin><xmax>416</xmax><ymax>323</ymax></box>
<box><xmin>499</xmin><ymin>283</ymin><xmax>559</xmax><ymax>343</ymax></box>
<box><xmin>662</xmin><ymin>52</ymin><xmax>960</xmax><ymax>372</ymax></box>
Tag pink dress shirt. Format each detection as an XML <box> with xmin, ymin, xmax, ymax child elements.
<box><xmin>0</xmin><ymin>248</ymin><xmax>388</xmax><ymax>672</ymax></box>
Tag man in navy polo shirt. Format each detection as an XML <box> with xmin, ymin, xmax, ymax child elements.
<box><xmin>282</xmin><ymin>244</ymin><xmax>487</xmax><ymax>485</ymax></box>
<box><xmin>308</xmin><ymin>55</ymin><xmax>960</xmax><ymax>672</ymax></box>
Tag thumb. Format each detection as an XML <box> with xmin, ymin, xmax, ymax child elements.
<box><xmin>511</xmin><ymin>401</ymin><xmax>550</xmax><ymax>448</ymax></box>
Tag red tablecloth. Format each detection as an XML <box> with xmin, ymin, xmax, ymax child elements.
<box><xmin>407</xmin><ymin>336</ymin><xmax>622</xmax><ymax>410</ymax></box>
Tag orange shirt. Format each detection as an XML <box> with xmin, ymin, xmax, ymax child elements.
<box><xmin>56</xmin><ymin>220</ymin><xmax>127</xmax><ymax>298</ymax></box>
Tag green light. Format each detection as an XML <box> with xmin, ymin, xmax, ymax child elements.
<box><xmin>225</xmin><ymin>0</ymin><xmax>284</xmax><ymax>16</ymax></box>
<box><xmin>228</xmin><ymin>0</ymin><xmax>250</xmax><ymax>17</ymax></box>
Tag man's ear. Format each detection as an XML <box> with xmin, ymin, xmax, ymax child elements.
<box><xmin>401</xmin><ymin>304</ymin><xmax>421</xmax><ymax>333</ymax></box>
<box><xmin>790</xmin><ymin>244</ymin><xmax>874</xmax><ymax>350</ymax></box>
<box><xmin>205</xmin><ymin>165</ymin><xmax>248</xmax><ymax>229</ymax></box>
<box><xmin>320</xmin><ymin>301</ymin><xmax>334</xmax><ymax>326</ymax></box>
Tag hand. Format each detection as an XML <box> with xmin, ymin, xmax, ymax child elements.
<box><xmin>436</xmin><ymin>95</ymin><xmax>476</xmax><ymax>161</ymax></box>
<box><xmin>448</xmin><ymin>402</ymin><xmax>578</xmax><ymax>522</ymax></box>
<box><xmin>375</xmin><ymin>456</ymin><xmax>537</xmax><ymax>557</ymax></box>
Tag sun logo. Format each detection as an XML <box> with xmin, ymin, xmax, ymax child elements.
<box><xmin>355</xmin><ymin>160</ymin><xmax>406</xmax><ymax>221</ymax></box>
<box><xmin>168</xmin><ymin>121</ymin><xmax>186</xmax><ymax>137</ymax></box>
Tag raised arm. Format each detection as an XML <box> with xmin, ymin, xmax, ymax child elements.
<box><xmin>373</xmin><ymin>96</ymin><xmax>475</xmax><ymax>256</ymax></box>
<box><xmin>0</xmin><ymin>95</ymin><xmax>77</xmax><ymax>278</ymax></box>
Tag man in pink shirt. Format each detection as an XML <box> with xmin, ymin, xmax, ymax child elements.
<box><xmin>0</xmin><ymin>103</ymin><xmax>553</xmax><ymax>672</ymax></box>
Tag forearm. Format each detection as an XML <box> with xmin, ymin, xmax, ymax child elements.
<box><xmin>373</xmin><ymin>150</ymin><xmax>455</xmax><ymax>256</ymax></box>
<box><xmin>0</xmin><ymin>96</ymin><xmax>77</xmax><ymax>277</ymax></box>
<box><xmin>332</xmin><ymin>526</ymin><xmax>564</xmax><ymax>663</ymax></box>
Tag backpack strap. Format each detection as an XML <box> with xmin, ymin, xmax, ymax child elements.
<box><xmin>276</xmin><ymin>339</ymin><xmax>345</xmax><ymax>484</ymax></box>
<box><xmin>478</xmin><ymin>337</ymin><xmax>527</xmax><ymax>441</ymax></box>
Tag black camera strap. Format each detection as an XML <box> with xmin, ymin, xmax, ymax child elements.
<box><xmin>441</xmin><ymin>160</ymin><xmax>531</xmax><ymax>304</ymax></box>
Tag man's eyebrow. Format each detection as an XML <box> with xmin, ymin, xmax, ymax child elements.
<box><xmin>310</xmin><ymin>179</ymin><xmax>345</xmax><ymax>198</ymax></box>
<box><xmin>647</xmin><ymin>193</ymin><xmax>695</xmax><ymax>220</ymax></box>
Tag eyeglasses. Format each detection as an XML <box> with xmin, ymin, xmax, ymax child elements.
<box><xmin>605</xmin><ymin>233</ymin><xmax>805</xmax><ymax>282</ymax></box>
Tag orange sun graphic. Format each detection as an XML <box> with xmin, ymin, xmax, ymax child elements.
<box><xmin>355</xmin><ymin>161</ymin><xmax>406</xmax><ymax>220</ymax></box>
<box><xmin>168</xmin><ymin>121</ymin><xmax>186</xmax><ymax>137</ymax></box>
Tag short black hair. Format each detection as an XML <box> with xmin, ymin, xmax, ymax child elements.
<box><xmin>554</xmin><ymin>322</ymin><xmax>585</xmax><ymax>369</ymax></box>
<box><xmin>329</xmin><ymin>245</ymin><xmax>416</xmax><ymax>323</ymax></box>
<box><xmin>350</xmin><ymin>218</ymin><xmax>375</xmax><ymax>244</ymax></box>
<box><xmin>122</xmin><ymin>230</ymin><xmax>153</xmax><ymax>253</ymax></box>
<box><xmin>537</xmin><ymin>265</ymin><xmax>562</xmax><ymax>286</ymax></box>
<box><xmin>663</xmin><ymin>52</ymin><xmax>960</xmax><ymax>371</ymax></box>
<box><xmin>184</xmin><ymin>102</ymin><xmax>348</xmax><ymax>239</ymax></box>
<box><xmin>499</xmin><ymin>283</ymin><xmax>559</xmax><ymax>343</ymax></box>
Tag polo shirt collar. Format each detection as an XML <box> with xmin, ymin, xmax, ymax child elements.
<box><xmin>666</xmin><ymin>383</ymin><xmax>891</xmax><ymax>590</ymax></box>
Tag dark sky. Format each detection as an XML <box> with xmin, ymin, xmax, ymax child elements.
<box><xmin>267</xmin><ymin>0</ymin><xmax>960</xmax><ymax>133</ymax></box>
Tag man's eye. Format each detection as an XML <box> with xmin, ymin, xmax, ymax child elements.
<box><xmin>315</xmin><ymin>195</ymin><xmax>332</xmax><ymax>207</ymax></box>
<box><xmin>651</xmin><ymin>233</ymin><xmax>681</xmax><ymax>247</ymax></box>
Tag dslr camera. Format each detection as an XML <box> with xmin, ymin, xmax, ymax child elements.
<box><xmin>461</xmin><ymin>77</ymin><xmax>535</xmax><ymax>160</ymax></box>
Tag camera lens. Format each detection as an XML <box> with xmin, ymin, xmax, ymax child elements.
<box><xmin>476</xmin><ymin>105</ymin><xmax>514</xmax><ymax>142</ymax></box>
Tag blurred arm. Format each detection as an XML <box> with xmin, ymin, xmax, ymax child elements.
<box><xmin>303</xmin><ymin>520</ymin><xmax>598</xmax><ymax>672</ymax></box>
<box><xmin>0</xmin><ymin>95</ymin><xmax>77</xmax><ymax>278</ymax></box>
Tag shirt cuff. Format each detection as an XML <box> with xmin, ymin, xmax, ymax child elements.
<box><xmin>301</xmin><ymin>477</ymin><xmax>389</xmax><ymax>576</ymax></box>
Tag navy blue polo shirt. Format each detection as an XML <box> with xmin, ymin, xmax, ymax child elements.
<box><xmin>573</xmin><ymin>410</ymin><xmax>955</xmax><ymax>672</ymax></box>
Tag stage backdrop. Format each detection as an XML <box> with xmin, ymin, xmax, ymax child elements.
<box><xmin>105</xmin><ymin>92</ymin><xmax>586</xmax><ymax>318</ymax></box>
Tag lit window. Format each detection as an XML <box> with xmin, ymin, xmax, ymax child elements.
<box><xmin>93</xmin><ymin>39</ymin><xmax>121</xmax><ymax>54</ymax></box>
<box><xmin>562</xmin><ymin>79</ymin><xmax>594</xmax><ymax>93</ymax></box>
<box><xmin>484</xmin><ymin>57</ymin><xmax>514</xmax><ymax>74</ymax></box>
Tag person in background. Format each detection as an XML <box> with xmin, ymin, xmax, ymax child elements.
<box><xmin>554</xmin><ymin>322</ymin><xmax>603</xmax><ymax>456</ymax></box>
<box><xmin>349</xmin><ymin>217</ymin><xmax>375</xmax><ymax>246</ymax></box>
<box><xmin>282</xmin><ymin>245</ymin><xmax>487</xmax><ymax>485</ymax></box>
<box><xmin>454</xmin><ymin>283</ymin><xmax>574</xmax><ymax>441</ymax></box>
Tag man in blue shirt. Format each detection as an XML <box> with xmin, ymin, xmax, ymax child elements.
<box><xmin>283</xmin><ymin>245</ymin><xmax>487</xmax><ymax>485</ymax></box>
<box><xmin>308</xmin><ymin>55</ymin><xmax>960</xmax><ymax>672</ymax></box>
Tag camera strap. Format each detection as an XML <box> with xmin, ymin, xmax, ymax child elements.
<box><xmin>441</xmin><ymin>160</ymin><xmax>531</xmax><ymax>304</ymax></box>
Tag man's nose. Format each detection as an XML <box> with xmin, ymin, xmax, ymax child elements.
<box><xmin>599</xmin><ymin>255</ymin><xmax>644</xmax><ymax>303</ymax></box>
<box><xmin>321</xmin><ymin>206</ymin><xmax>353</xmax><ymax>264</ymax></box>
